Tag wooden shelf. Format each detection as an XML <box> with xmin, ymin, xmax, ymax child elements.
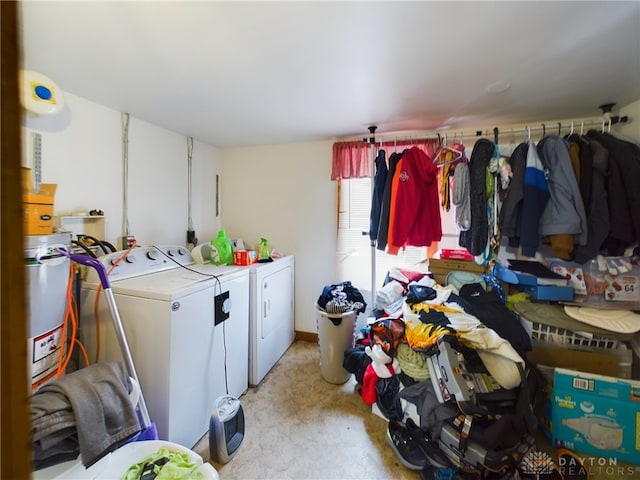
<box><xmin>55</xmin><ymin>215</ymin><xmax>106</xmax><ymax>240</ymax></box>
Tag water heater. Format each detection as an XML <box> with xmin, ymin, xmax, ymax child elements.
<box><xmin>25</xmin><ymin>233</ymin><xmax>71</xmax><ymax>391</ymax></box>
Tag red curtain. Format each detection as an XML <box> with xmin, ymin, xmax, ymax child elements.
<box><xmin>331</xmin><ymin>138</ymin><xmax>440</xmax><ymax>180</ymax></box>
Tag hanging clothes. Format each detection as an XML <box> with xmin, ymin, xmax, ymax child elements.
<box><xmin>369</xmin><ymin>149</ymin><xmax>388</xmax><ymax>243</ymax></box>
<box><xmin>518</xmin><ymin>141</ymin><xmax>550</xmax><ymax>257</ymax></box>
<box><xmin>459</xmin><ymin>139</ymin><xmax>494</xmax><ymax>256</ymax></box>
<box><xmin>386</xmin><ymin>155</ymin><xmax>405</xmax><ymax>253</ymax></box>
<box><xmin>386</xmin><ymin>146</ymin><xmax>442</xmax><ymax>254</ymax></box>
<box><xmin>585</xmin><ymin>130</ymin><xmax>640</xmax><ymax>255</ymax></box>
<box><xmin>566</xmin><ymin>133</ymin><xmax>593</xmax><ymax>211</ymax></box>
<box><xmin>452</xmin><ymin>157</ymin><xmax>471</xmax><ymax>231</ymax></box>
<box><xmin>573</xmin><ymin>138</ymin><xmax>610</xmax><ymax>263</ymax></box>
<box><xmin>438</xmin><ymin>142</ymin><xmax>466</xmax><ymax>213</ymax></box>
<box><xmin>376</xmin><ymin>152</ymin><xmax>403</xmax><ymax>252</ymax></box>
<box><xmin>497</xmin><ymin>142</ymin><xmax>528</xmax><ymax>247</ymax></box>
<box><xmin>538</xmin><ymin>135</ymin><xmax>588</xmax><ymax>260</ymax></box>
<box><xmin>438</xmin><ymin>154</ymin><xmax>454</xmax><ymax>211</ymax></box>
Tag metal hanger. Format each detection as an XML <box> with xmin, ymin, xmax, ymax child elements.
<box><xmin>433</xmin><ymin>134</ymin><xmax>463</xmax><ymax>166</ymax></box>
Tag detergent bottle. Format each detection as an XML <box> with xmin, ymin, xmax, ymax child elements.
<box><xmin>211</xmin><ymin>230</ymin><xmax>234</xmax><ymax>266</ymax></box>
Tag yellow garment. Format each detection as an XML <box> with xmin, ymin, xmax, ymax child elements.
<box><xmin>439</xmin><ymin>154</ymin><xmax>454</xmax><ymax>211</ymax></box>
<box><xmin>122</xmin><ymin>447</ymin><xmax>205</xmax><ymax>480</ymax></box>
<box><xmin>405</xmin><ymin>322</ymin><xmax>452</xmax><ymax>351</ymax></box>
<box><xmin>506</xmin><ymin>292</ymin><xmax>531</xmax><ymax>311</ymax></box>
<box><xmin>409</xmin><ymin>303</ymin><xmax>463</xmax><ymax>315</ymax></box>
<box><xmin>548</xmin><ymin>234</ymin><xmax>574</xmax><ymax>260</ymax></box>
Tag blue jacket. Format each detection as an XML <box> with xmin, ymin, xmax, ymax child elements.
<box><xmin>519</xmin><ymin>141</ymin><xmax>549</xmax><ymax>257</ymax></box>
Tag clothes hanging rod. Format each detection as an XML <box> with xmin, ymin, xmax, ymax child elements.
<box><xmin>336</xmin><ymin>113</ymin><xmax>630</xmax><ymax>144</ymax></box>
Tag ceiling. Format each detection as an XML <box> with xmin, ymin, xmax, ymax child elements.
<box><xmin>19</xmin><ymin>1</ymin><xmax>640</xmax><ymax>148</ymax></box>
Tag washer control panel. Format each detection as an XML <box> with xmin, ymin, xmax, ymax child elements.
<box><xmin>87</xmin><ymin>245</ymin><xmax>195</xmax><ymax>282</ymax></box>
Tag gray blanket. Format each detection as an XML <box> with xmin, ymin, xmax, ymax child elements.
<box><xmin>31</xmin><ymin>361</ymin><xmax>142</xmax><ymax>469</ymax></box>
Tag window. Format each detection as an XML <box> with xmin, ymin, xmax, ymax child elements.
<box><xmin>336</xmin><ymin>177</ymin><xmax>429</xmax><ymax>303</ymax></box>
<box><xmin>332</xmin><ymin>138</ymin><xmax>461</xmax><ymax>305</ymax></box>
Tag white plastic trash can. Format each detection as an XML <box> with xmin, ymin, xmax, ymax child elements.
<box><xmin>315</xmin><ymin>304</ymin><xmax>356</xmax><ymax>384</ymax></box>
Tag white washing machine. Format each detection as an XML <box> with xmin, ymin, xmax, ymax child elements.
<box><xmin>79</xmin><ymin>245</ymin><xmax>249</xmax><ymax>449</ymax></box>
<box><xmin>249</xmin><ymin>255</ymin><xmax>295</xmax><ymax>386</ymax></box>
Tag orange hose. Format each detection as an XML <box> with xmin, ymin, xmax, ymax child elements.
<box><xmin>56</xmin><ymin>264</ymin><xmax>88</xmax><ymax>378</ymax></box>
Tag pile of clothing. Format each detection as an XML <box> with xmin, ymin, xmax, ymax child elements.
<box><xmin>343</xmin><ymin>267</ymin><xmax>538</xmax><ymax>479</ymax></box>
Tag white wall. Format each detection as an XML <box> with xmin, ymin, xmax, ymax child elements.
<box><xmin>618</xmin><ymin>99</ymin><xmax>640</xmax><ymax>140</ymax></box>
<box><xmin>220</xmin><ymin>142</ymin><xmax>338</xmax><ymax>334</ymax></box>
<box><xmin>23</xmin><ymin>92</ymin><xmax>221</xmax><ymax>248</ymax></box>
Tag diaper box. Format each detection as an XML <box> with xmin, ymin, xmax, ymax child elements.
<box><xmin>551</xmin><ymin>368</ymin><xmax>640</xmax><ymax>464</ymax></box>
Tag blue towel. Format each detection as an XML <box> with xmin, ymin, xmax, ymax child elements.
<box><xmin>31</xmin><ymin>361</ymin><xmax>142</xmax><ymax>469</ymax></box>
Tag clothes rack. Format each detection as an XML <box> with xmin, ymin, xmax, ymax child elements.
<box><xmin>344</xmin><ymin>114</ymin><xmax>631</xmax><ymax>146</ymax></box>
<box><xmin>367</xmin><ymin>126</ymin><xmax>378</xmax><ymax>305</ymax></box>
<box><xmin>358</xmin><ymin>111</ymin><xmax>632</xmax><ymax>308</ymax></box>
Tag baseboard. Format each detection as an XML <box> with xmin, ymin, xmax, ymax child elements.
<box><xmin>295</xmin><ymin>330</ymin><xmax>318</xmax><ymax>343</ymax></box>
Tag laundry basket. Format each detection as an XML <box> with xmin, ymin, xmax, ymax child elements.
<box><xmin>315</xmin><ymin>304</ymin><xmax>356</xmax><ymax>384</ymax></box>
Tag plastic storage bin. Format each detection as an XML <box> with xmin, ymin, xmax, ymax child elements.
<box><xmin>315</xmin><ymin>304</ymin><xmax>356</xmax><ymax>384</ymax></box>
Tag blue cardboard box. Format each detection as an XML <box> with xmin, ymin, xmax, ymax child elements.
<box><xmin>493</xmin><ymin>263</ymin><xmax>574</xmax><ymax>301</ymax></box>
<box><xmin>551</xmin><ymin>368</ymin><xmax>640</xmax><ymax>464</ymax></box>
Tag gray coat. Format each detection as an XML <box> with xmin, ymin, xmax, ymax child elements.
<box><xmin>537</xmin><ymin>135</ymin><xmax>588</xmax><ymax>245</ymax></box>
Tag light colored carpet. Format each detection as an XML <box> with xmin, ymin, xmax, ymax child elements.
<box><xmin>193</xmin><ymin>340</ymin><xmax>418</xmax><ymax>480</ymax></box>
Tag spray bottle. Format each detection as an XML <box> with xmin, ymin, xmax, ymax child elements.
<box><xmin>258</xmin><ymin>238</ymin><xmax>270</xmax><ymax>262</ymax></box>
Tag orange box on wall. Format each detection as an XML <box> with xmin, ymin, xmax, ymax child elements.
<box><xmin>22</xmin><ymin>168</ymin><xmax>57</xmax><ymax>235</ymax></box>
<box><xmin>24</xmin><ymin>199</ymin><xmax>54</xmax><ymax>235</ymax></box>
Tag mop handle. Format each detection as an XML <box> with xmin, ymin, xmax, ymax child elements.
<box><xmin>66</xmin><ymin>252</ymin><xmax>111</xmax><ymax>287</ymax></box>
<box><xmin>62</xmin><ymin>250</ymin><xmax>152</xmax><ymax>429</ymax></box>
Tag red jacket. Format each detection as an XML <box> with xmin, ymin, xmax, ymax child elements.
<box><xmin>388</xmin><ymin>146</ymin><xmax>442</xmax><ymax>252</ymax></box>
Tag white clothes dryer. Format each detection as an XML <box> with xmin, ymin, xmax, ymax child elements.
<box><xmin>79</xmin><ymin>245</ymin><xmax>249</xmax><ymax>449</ymax></box>
<box><xmin>249</xmin><ymin>256</ymin><xmax>295</xmax><ymax>386</ymax></box>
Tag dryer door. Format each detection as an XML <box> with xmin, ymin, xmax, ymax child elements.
<box><xmin>251</xmin><ymin>260</ymin><xmax>294</xmax><ymax>385</ymax></box>
<box><xmin>259</xmin><ymin>265</ymin><xmax>293</xmax><ymax>340</ymax></box>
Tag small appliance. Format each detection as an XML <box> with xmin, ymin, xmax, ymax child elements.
<box><xmin>209</xmin><ymin>395</ymin><xmax>245</xmax><ymax>464</ymax></box>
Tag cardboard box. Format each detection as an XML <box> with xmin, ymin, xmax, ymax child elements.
<box><xmin>23</xmin><ymin>174</ymin><xmax>57</xmax><ymax>235</ymax></box>
<box><xmin>551</xmin><ymin>368</ymin><xmax>640</xmax><ymax>464</ymax></box>
<box><xmin>426</xmin><ymin>257</ymin><xmax>485</xmax><ymax>285</ymax></box>
<box><xmin>528</xmin><ymin>342</ymin><xmax>631</xmax><ymax>441</ymax></box>
<box><xmin>529</xmin><ymin>343</ymin><xmax>626</xmax><ymax>379</ymax></box>
<box><xmin>233</xmin><ymin>250</ymin><xmax>256</xmax><ymax>266</ymax></box>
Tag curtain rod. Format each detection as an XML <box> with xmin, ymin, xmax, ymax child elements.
<box><xmin>336</xmin><ymin>113</ymin><xmax>630</xmax><ymax>144</ymax></box>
